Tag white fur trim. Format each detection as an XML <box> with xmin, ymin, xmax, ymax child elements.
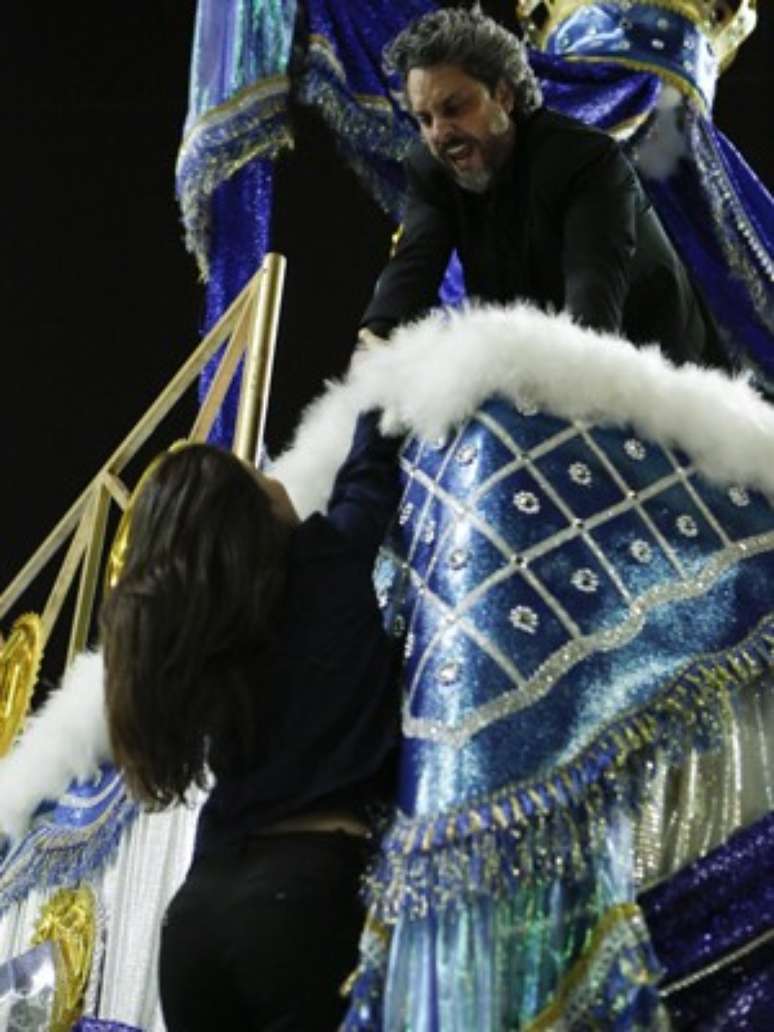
<box><xmin>0</xmin><ymin>650</ymin><xmax>110</xmax><ymax>840</ymax></box>
<box><xmin>3</xmin><ymin>303</ymin><xmax>773</xmax><ymax>839</ymax></box>
<box><xmin>277</xmin><ymin>302</ymin><xmax>774</xmax><ymax>517</ymax></box>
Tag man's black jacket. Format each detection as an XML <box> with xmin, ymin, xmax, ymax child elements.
<box><xmin>363</xmin><ymin>107</ymin><xmax>719</xmax><ymax>366</ymax></box>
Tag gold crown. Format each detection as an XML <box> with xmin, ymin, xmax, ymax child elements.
<box><xmin>515</xmin><ymin>0</ymin><xmax>757</xmax><ymax>71</ymax></box>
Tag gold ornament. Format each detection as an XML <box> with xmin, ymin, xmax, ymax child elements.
<box><xmin>104</xmin><ymin>440</ymin><xmax>191</xmax><ymax>593</ymax></box>
<box><xmin>31</xmin><ymin>885</ymin><xmax>96</xmax><ymax>1032</ymax></box>
<box><xmin>0</xmin><ymin>612</ymin><xmax>43</xmax><ymax>756</ymax></box>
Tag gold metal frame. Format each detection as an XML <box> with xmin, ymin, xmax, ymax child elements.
<box><xmin>0</xmin><ymin>252</ymin><xmax>286</xmax><ymax>752</ymax></box>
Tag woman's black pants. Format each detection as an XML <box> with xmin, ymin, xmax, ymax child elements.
<box><xmin>159</xmin><ymin>831</ymin><xmax>369</xmax><ymax>1031</ymax></box>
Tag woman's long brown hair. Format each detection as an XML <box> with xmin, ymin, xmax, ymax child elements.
<box><xmin>100</xmin><ymin>445</ymin><xmax>290</xmax><ymax>808</ymax></box>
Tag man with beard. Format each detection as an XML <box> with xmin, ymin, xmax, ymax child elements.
<box><xmin>360</xmin><ymin>7</ymin><xmax>723</xmax><ymax>368</ymax></box>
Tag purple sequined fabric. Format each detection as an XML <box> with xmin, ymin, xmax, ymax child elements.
<box><xmin>665</xmin><ymin>938</ymin><xmax>774</xmax><ymax>1029</ymax></box>
<box><xmin>641</xmin><ymin>810</ymin><xmax>774</xmax><ymax>1028</ymax></box>
<box><xmin>73</xmin><ymin>1021</ymin><xmax>142</xmax><ymax>1032</ymax></box>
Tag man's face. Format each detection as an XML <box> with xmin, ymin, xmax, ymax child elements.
<box><xmin>406</xmin><ymin>64</ymin><xmax>515</xmax><ymax>193</ymax></box>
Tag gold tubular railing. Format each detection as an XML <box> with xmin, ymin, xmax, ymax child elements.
<box><xmin>0</xmin><ymin>252</ymin><xmax>287</xmax><ymax>755</ymax></box>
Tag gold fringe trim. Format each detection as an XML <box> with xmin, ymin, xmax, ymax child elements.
<box><xmin>307</xmin><ymin>33</ymin><xmax>401</xmax><ymax>117</ymax></box>
<box><xmin>178</xmin><ymin>74</ymin><xmax>291</xmax><ymax>156</ymax></box>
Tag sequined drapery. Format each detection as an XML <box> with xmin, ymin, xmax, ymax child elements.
<box><xmin>642</xmin><ymin>810</ymin><xmax>774</xmax><ymax>1026</ymax></box>
<box><xmin>640</xmin><ymin>115</ymin><xmax>774</xmax><ymax>380</ymax></box>
<box><xmin>343</xmin><ymin>391</ymin><xmax>774</xmax><ymax>1029</ymax></box>
<box><xmin>528</xmin><ymin>3</ymin><xmax>773</xmax><ymax>401</ymax></box>
<box><xmin>177</xmin><ymin>0</ymin><xmax>297</xmax><ymax>278</ymax></box>
<box><xmin>181</xmin><ymin>0</ymin><xmax>438</xmax><ymax>447</ymax></box>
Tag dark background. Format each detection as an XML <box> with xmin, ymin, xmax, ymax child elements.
<box><xmin>1</xmin><ymin>1</ymin><xmax>771</xmax><ymax>684</ymax></box>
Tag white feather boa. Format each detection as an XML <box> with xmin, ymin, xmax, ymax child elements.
<box><xmin>275</xmin><ymin>302</ymin><xmax>774</xmax><ymax>517</ymax></box>
<box><xmin>2</xmin><ymin>302</ymin><xmax>773</xmax><ymax>840</ymax></box>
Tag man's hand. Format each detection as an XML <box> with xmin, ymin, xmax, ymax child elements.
<box><xmin>351</xmin><ymin>328</ymin><xmax>390</xmax><ymax>370</ymax></box>
<box><xmin>356</xmin><ymin>327</ymin><xmax>389</xmax><ymax>352</ymax></box>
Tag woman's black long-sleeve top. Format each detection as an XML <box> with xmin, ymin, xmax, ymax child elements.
<box><xmin>195</xmin><ymin>411</ymin><xmax>403</xmax><ymax>857</ymax></box>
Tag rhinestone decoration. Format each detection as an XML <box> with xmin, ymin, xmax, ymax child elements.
<box><xmin>404</xmin><ymin>632</ymin><xmax>415</xmax><ymax>659</ymax></box>
<box><xmin>437</xmin><ymin>660</ymin><xmax>460</xmax><ymax>686</ymax></box>
<box><xmin>513</xmin><ymin>490</ymin><xmax>541</xmax><ymax>515</ymax></box>
<box><xmin>393</xmin><ymin>614</ymin><xmax>406</xmax><ymax>638</ymax></box>
<box><xmin>676</xmin><ymin>514</ymin><xmax>699</xmax><ymax>538</ymax></box>
<box><xmin>430</xmin><ymin>435</ymin><xmax>447</xmax><ymax>451</ymax></box>
<box><xmin>399</xmin><ymin>502</ymin><xmax>414</xmax><ymax>525</ymax></box>
<box><xmin>629</xmin><ymin>539</ymin><xmax>654</xmax><ymax>564</ymax></box>
<box><xmin>728</xmin><ymin>485</ymin><xmax>750</xmax><ymax>507</ymax></box>
<box><xmin>515</xmin><ymin>396</ymin><xmax>538</xmax><ymax>417</ymax></box>
<box><xmin>624</xmin><ymin>439</ymin><xmax>647</xmax><ymax>461</ymax></box>
<box><xmin>656</xmin><ymin>16</ymin><xmax>669</xmax><ymax>28</ymax></box>
<box><xmin>509</xmin><ymin>605</ymin><xmax>539</xmax><ymax>634</ymax></box>
<box><xmin>571</xmin><ymin>568</ymin><xmax>600</xmax><ymax>593</ymax></box>
<box><xmin>421</xmin><ymin>521</ymin><xmax>436</xmax><ymax>545</ymax></box>
<box><xmin>404</xmin><ymin>531</ymin><xmax>774</xmax><ymax>749</ymax></box>
<box><xmin>377</xmin><ymin>590</ymin><xmax>389</xmax><ymax>609</ymax></box>
<box><xmin>448</xmin><ymin>547</ymin><xmax>470</xmax><ymax>570</ymax></box>
<box><xmin>569</xmin><ymin>461</ymin><xmax>593</xmax><ymax>487</ymax></box>
<box><xmin>651</xmin><ymin>37</ymin><xmax>665</xmax><ymax>49</ymax></box>
<box><xmin>455</xmin><ymin>444</ymin><xmax>477</xmax><ymax>466</ymax></box>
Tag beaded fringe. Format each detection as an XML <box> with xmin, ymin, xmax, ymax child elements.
<box><xmin>176</xmin><ymin>76</ymin><xmax>293</xmax><ymax>279</ymax></box>
<box><xmin>0</xmin><ymin>778</ymin><xmax>137</xmax><ymax>917</ymax></box>
<box><xmin>367</xmin><ymin>614</ymin><xmax>774</xmax><ymax>923</ymax></box>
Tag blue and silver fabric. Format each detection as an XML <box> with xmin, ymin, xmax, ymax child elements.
<box><xmin>344</xmin><ymin>395</ymin><xmax>774</xmax><ymax>1028</ymax></box>
<box><xmin>0</xmin><ymin>767</ymin><xmax>136</xmax><ymax>918</ymax></box>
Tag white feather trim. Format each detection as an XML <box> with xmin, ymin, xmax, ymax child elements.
<box><xmin>0</xmin><ymin>650</ymin><xmax>110</xmax><ymax>840</ymax></box>
<box><xmin>3</xmin><ymin>302</ymin><xmax>773</xmax><ymax>840</ymax></box>
<box><xmin>277</xmin><ymin>302</ymin><xmax>774</xmax><ymax>517</ymax></box>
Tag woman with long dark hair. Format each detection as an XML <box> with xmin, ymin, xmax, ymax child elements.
<box><xmin>100</xmin><ymin>410</ymin><xmax>402</xmax><ymax>1030</ymax></box>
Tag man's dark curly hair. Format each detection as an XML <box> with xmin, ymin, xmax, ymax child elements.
<box><xmin>386</xmin><ymin>7</ymin><xmax>542</xmax><ymax>120</ymax></box>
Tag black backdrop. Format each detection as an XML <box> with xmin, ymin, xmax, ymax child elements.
<box><xmin>1</xmin><ymin>1</ymin><xmax>771</xmax><ymax>685</ymax></box>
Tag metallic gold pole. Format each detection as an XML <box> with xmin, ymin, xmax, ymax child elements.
<box><xmin>40</xmin><ymin>512</ymin><xmax>93</xmax><ymax>642</ymax></box>
<box><xmin>190</xmin><ymin>278</ymin><xmax>258</xmax><ymax>443</ymax></box>
<box><xmin>233</xmin><ymin>253</ymin><xmax>286</xmax><ymax>463</ymax></box>
<box><xmin>67</xmin><ymin>483</ymin><xmax>110</xmax><ymax>665</ymax></box>
<box><xmin>0</xmin><ymin>275</ymin><xmax>251</xmax><ymax>625</ymax></box>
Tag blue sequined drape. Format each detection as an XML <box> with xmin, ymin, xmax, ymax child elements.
<box><xmin>180</xmin><ymin>0</ymin><xmax>438</xmax><ymax>446</ymax></box>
